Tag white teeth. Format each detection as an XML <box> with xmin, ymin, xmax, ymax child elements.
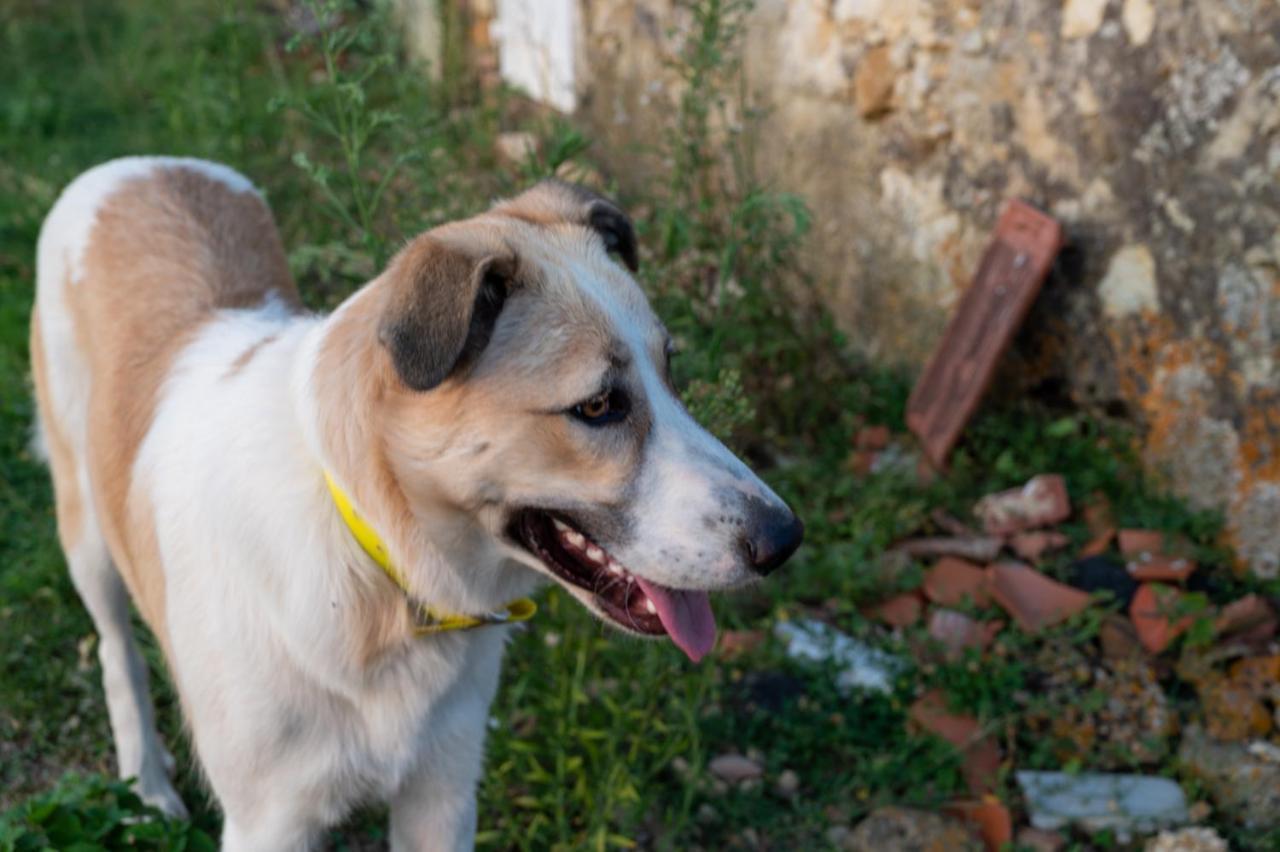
<box><xmin>552</xmin><ymin>518</ymin><xmax>570</xmax><ymax>533</ymax></box>
<box><xmin>586</xmin><ymin>546</ymin><xmax>605</xmax><ymax>564</ymax></box>
<box><xmin>645</xmin><ymin>599</ymin><xmax>657</xmax><ymax>614</ymax></box>
<box><xmin>565</xmin><ymin>531</ymin><xmax>585</xmax><ymax>548</ymax></box>
<box><xmin>608</xmin><ymin>562</ymin><xmax>623</xmax><ymax>575</ymax></box>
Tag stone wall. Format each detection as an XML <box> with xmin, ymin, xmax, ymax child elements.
<box><xmin>473</xmin><ymin>0</ymin><xmax>1280</xmax><ymax>576</ymax></box>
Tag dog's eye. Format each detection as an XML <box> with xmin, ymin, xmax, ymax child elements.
<box><xmin>571</xmin><ymin>388</ymin><xmax>629</xmax><ymax>426</ymax></box>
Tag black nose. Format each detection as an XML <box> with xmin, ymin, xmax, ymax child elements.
<box><xmin>743</xmin><ymin>504</ymin><xmax>804</xmax><ymax>576</ymax></box>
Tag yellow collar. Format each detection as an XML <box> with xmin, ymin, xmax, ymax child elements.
<box><xmin>323</xmin><ymin>472</ymin><xmax>535</xmax><ymax>635</ymax></box>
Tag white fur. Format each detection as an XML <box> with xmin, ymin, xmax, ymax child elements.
<box><xmin>126</xmin><ymin>306</ymin><xmax>515</xmax><ymax>850</ymax></box>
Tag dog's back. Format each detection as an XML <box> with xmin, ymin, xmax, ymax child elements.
<box><xmin>32</xmin><ymin>157</ymin><xmax>298</xmax><ymax>632</ymax></box>
<box><xmin>29</xmin><ymin>157</ymin><xmax>298</xmax><ymax>815</ymax></box>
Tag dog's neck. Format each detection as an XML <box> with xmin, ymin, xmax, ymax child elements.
<box><xmin>289</xmin><ymin>289</ymin><xmax>539</xmax><ymax>662</ymax></box>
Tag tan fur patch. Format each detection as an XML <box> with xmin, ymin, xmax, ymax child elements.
<box><xmin>224</xmin><ymin>333</ymin><xmax>280</xmax><ymax>380</ymax></box>
<box><xmin>75</xmin><ymin>166</ymin><xmax>298</xmax><ymax>640</ymax></box>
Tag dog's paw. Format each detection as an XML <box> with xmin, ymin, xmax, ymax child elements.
<box><xmin>139</xmin><ymin>778</ymin><xmax>189</xmax><ymax>820</ymax></box>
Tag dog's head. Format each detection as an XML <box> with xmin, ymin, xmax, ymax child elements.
<box><xmin>321</xmin><ymin>181</ymin><xmax>801</xmax><ymax>661</ymax></box>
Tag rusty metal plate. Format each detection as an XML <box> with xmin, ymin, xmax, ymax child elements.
<box><xmin>907</xmin><ymin>200</ymin><xmax>1063</xmax><ymax>470</ymax></box>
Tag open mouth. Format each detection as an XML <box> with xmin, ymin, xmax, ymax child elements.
<box><xmin>507</xmin><ymin>509</ymin><xmax>717</xmax><ymax>662</ymax></box>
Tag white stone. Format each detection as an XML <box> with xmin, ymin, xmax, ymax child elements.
<box><xmin>1145</xmin><ymin>827</ymin><xmax>1228</xmax><ymax>852</ymax></box>
<box><xmin>708</xmin><ymin>753</ymin><xmax>764</xmax><ymax>783</ymax></box>
<box><xmin>1122</xmin><ymin>0</ymin><xmax>1155</xmax><ymax>46</ymax></box>
<box><xmin>1098</xmin><ymin>244</ymin><xmax>1158</xmax><ymax>319</ymax></box>
<box><xmin>1017</xmin><ymin>771</ymin><xmax>1189</xmax><ymax>838</ymax></box>
<box><xmin>774</xmin><ymin>619</ymin><xmax>901</xmax><ymax>694</ymax></box>
<box><xmin>1061</xmin><ymin>0</ymin><xmax>1109</xmax><ymax>40</ymax></box>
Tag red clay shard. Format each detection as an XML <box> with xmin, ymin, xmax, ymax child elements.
<box><xmin>1079</xmin><ymin>528</ymin><xmax>1115</xmax><ymax>558</ymax></box>
<box><xmin>987</xmin><ymin>561</ymin><xmax>1092</xmax><ymax>633</ymax></box>
<box><xmin>854</xmin><ymin>424</ymin><xmax>892</xmax><ymax>451</ymax></box>
<box><xmin>923</xmin><ymin>557</ymin><xmax>992</xmax><ymax>607</ymax></box>
<box><xmin>892</xmin><ymin>536</ymin><xmax>1003</xmax><ymax>563</ymax></box>
<box><xmin>906</xmin><ymin>200</ymin><xmax>1063</xmax><ymax>469</ymax></box>
<box><xmin>1215</xmin><ymin>594</ymin><xmax>1277</xmax><ymax>642</ymax></box>
<box><xmin>1118</xmin><ymin>529</ymin><xmax>1165</xmax><ymax>555</ymax></box>
<box><xmin>974</xmin><ymin>474</ymin><xmax>1071</xmax><ymax>536</ymax></box>
<box><xmin>872</xmin><ymin>593</ymin><xmax>924</xmax><ymax>629</ymax></box>
<box><xmin>1011</xmin><ymin>530</ymin><xmax>1070</xmax><ymax>561</ymax></box>
<box><xmin>1129</xmin><ymin>582</ymin><xmax>1192</xmax><ymax>654</ymax></box>
<box><xmin>946</xmin><ymin>797</ymin><xmax>1014</xmax><ymax>852</ymax></box>
<box><xmin>1126</xmin><ymin>553</ymin><xmax>1197</xmax><ymax>583</ymax></box>
<box><xmin>909</xmin><ymin>690</ymin><xmax>980</xmax><ymax>746</ymax></box>
<box><xmin>928</xmin><ymin>608</ymin><xmax>1002</xmax><ymax>657</ymax></box>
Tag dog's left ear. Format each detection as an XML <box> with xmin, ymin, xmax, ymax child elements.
<box><xmin>377</xmin><ymin>236</ymin><xmax>517</xmax><ymax>391</ymax></box>
<box><xmin>493</xmin><ymin>180</ymin><xmax>639</xmax><ymax>272</ymax></box>
<box><xmin>586</xmin><ymin>195</ymin><xmax>639</xmax><ymax>272</ymax></box>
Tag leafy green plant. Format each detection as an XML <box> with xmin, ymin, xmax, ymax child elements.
<box><xmin>273</xmin><ymin>0</ymin><xmax>433</xmax><ymax>278</ymax></box>
<box><xmin>0</xmin><ymin>774</ymin><xmax>214</xmax><ymax>852</ymax></box>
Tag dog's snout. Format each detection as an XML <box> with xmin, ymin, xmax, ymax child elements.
<box><xmin>742</xmin><ymin>504</ymin><xmax>803</xmax><ymax>576</ymax></box>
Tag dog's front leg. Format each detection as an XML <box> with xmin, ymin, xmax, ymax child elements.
<box><xmin>389</xmin><ymin>635</ymin><xmax>507</xmax><ymax>852</ymax></box>
<box><xmin>388</xmin><ymin>765</ymin><xmax>480</xmax><ymax>852</ymax></box>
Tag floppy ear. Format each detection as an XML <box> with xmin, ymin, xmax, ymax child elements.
<box><xmin>587</xmin><ymin>197</ymin><xmax>639</xmax><ymax>273</ymax></box>
<box><xmin>493</xmin><ymin>179</ymin><xmax>639</xmax><ymax>272</ymax></box>
<box><xmin>377</xmin><ymin>237</ymin><xmax>516</xmax><ymax>391</ymax></box>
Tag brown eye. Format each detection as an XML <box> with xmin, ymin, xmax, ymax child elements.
<box><xmin>581</xmin><ymin>394</ymin><xmax>610</xmax><ymax>419</ymax></box>
<box><xmin>571</xmin><ymin>388</ymin><xmax>630</xmax><ymax>426</ymax></box>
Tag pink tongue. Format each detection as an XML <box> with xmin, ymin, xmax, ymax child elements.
<box><xmin>634</xmin><ymin>578</ymin><xmax>717</xmax><ymax>662</ymax></box>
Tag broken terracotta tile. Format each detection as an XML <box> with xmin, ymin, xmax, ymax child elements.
<box><xmin>892</xmin><ymin>536</ymin><xmax>1003</xmax><ymax>563</ymax></box>
<box><xmin>1127</xmin><ymin>553</ymin><xmax>1197</xmax><ymax>583</ymax></box>
<box><xmin>1129</xmin><ymin>583</ymin><xmax>1192</xmax><ymax>654</ymax></box>
<box><xmin>988</xmin><ymin>561</ymin><xmax>1092</xmax><ymax>633</ymax></box>
<box><xmin>974</xmin><ymin>474</ymin><xmax>1071</xmax><ymax>536</ymax></box>
<box><xmin>909</xmin><ymin>690</ymin><xmax>980</xmax><ymax>747</ymax></box>
<box><xmin>1215</xmin><ymin>594</ymin><xmax>1276</xmax><ymax>637</ymax></box>
<box><xmin>718</xmin><ymin>629</ymin><xmax>766</xmax><ymax>658</ymax></box>
<box><xmin>946</xmin><ymin>797</ymin><xmax>1014</xmax><ymax>852</ymax></box>
<box><xmin>1118</xmin><ymin>529</ymin><xmax>1166</xmax><ymax>556</ymax></box>
<box><xmin>1011</xmin><ymin>530</ymin><xmax>1071</xmax><ymax>562</ymax></box>
<box><xmin>871</xmin><ymin>593</ymin><xmax>923</xmax><ymax>629</ymax></box>
<box><xmin>854</xmin><ymin>424</ymin><xmax>892</xmax><ymax>451</ymax></box>
<box><xmin>928</xmin><ymin>609</ymin><xmax>1003</xmax><ymax>657</ymax></box>
<box><xmin>906</xmin><ymin>200</ymin><xmax>1063</xmax><ymax>469</ymax></box>
<box><xmin>923</xmin><ymin>557</ymin><xmax>992</xmax><ymax>607</ymax></box>
<box><xmin>1079</xmin><ymin>528</ymin><xmax>1116</xmax><ymax>558</ymax></box>
<box><xmin>849</xmin><ymin>450</ymin><xmax>879</xmax><ymax>477</ymax></box>
<box><xmin>963</xmin><ymin>739</ymin><xmax>1003</xmax><ymax>796</ymax></box>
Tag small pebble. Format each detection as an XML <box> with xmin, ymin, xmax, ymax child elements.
<box><xmin>708</xmin><ymin>753</ymin><xmax>764</xmax><ymax>783</ymax></box>
<box><xmin>774</xmin><ymin>768</ymin><xmax>800</xmax><ymax>798</ymax></box>
<box><xmin>825</xmin><ymin>825</ymin><xmax>851</xmax><ymax>848</ymax></box>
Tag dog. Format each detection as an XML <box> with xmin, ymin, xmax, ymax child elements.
<box><xmin>30</xmin><ymin>156</ymin><xmax>802</xmax><ymax>850</ymax></box>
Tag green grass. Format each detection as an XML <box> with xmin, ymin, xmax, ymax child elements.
<box><xmin>2</xmin><ymin>1</ymin><xmax>1278</xmax><ymax>849</ymax></box>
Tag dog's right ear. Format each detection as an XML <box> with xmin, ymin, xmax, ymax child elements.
<box><xmin>377</xmin><ymin>237</ymin><xmax>516</xmax><ymax>391</ymax></box>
